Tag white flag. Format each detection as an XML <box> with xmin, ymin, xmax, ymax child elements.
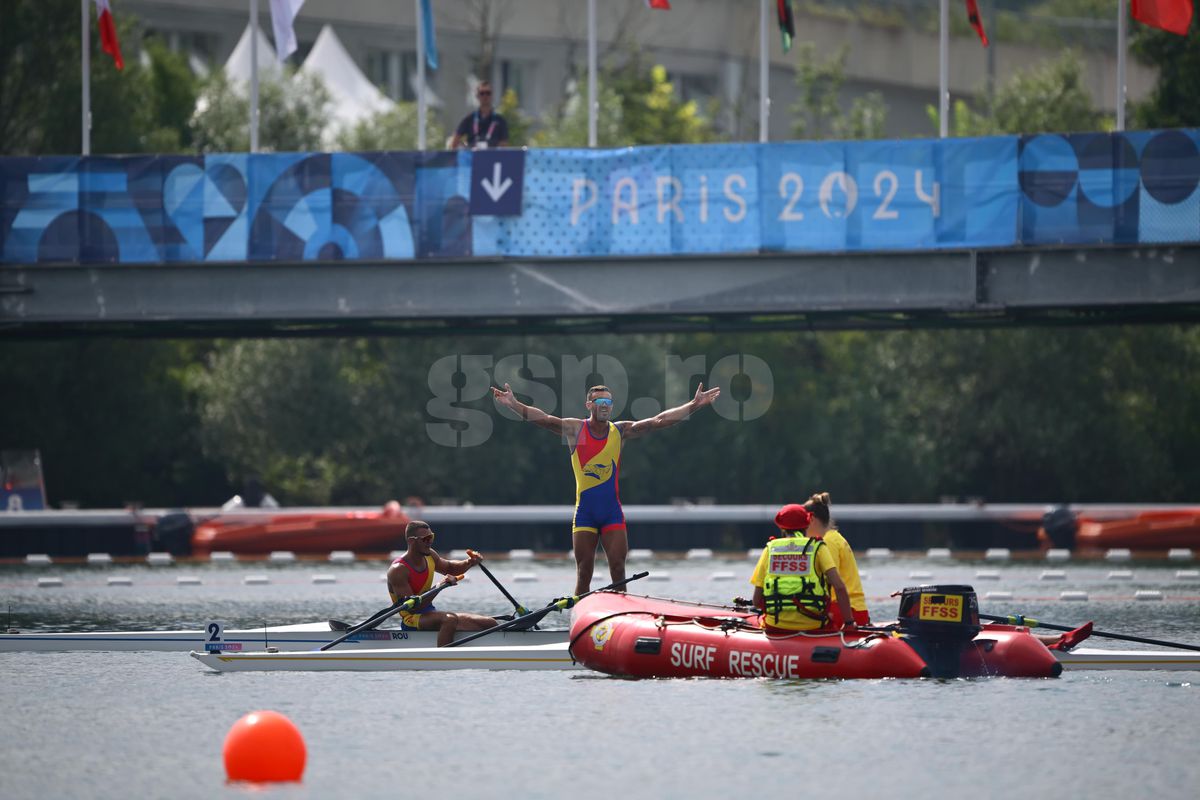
<box><xmin>269</xmin><ymin>0</ymin><xmax>305</xmax><ymax>62</ymax></box>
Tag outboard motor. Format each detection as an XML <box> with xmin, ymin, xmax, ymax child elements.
<box><xmin>1040</xmin><ymin>505</ymin><xmax>1077</xmax><ymax>549</ymax></box>
<box><xmin>155</xmin><ymin>510</ymin><xmax>195</xmax><ymax>556</ymax></box>
<box><xmin>896</xmin><ymin>585</ymin><xmax>981</xmax><ymax>678</ymax></box>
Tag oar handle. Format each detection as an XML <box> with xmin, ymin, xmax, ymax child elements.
<box><xmin>980</xmin><ymin>612</ymin><xmax>1200</xmax><ymax>653</ymax></box>
<box><xmin>445</xmin><ymin>571</ymin><xmax>650</xmax><ymax>648</ymax></box>
<box><xmin>319</xmin><ymin>579</ymin><xmax>457</xmax><ymax>651</ymax></box>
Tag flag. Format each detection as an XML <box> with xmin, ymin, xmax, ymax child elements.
<box><xmin>420</xmin><ymin>0</ymin><xmax>438</xmax><ymax>70</ymax></box>
<box><xmin>965</xmin><ymin>0</ymin><xmax>989</xmax><ymax>47</ymax></box>
<box><xmin>645</xmin><ymin>1</ymin><xmax>672</xmax><ymax>8</ymax></box>
<box><xmin>93</xmin><ymin>0</ymin><xmax>123</xmax><ymax>70</ymax></box>
<box><xmin>776</xmin><ymin>1</ymin><xmax>795</xmax><ymax>53</ymax></box>
<box><xmin>1131</xmin><ymin>0</ymin><xmax>1194</xmax><ymax>35</ymax></box>
<box><xmin>269</xmin><ymin>0</ymin><xmax>305</xmax><ymax>63</ymax></box>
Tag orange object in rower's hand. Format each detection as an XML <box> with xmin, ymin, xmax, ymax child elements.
<box><xmin>467</xmin><ymin>549</ymin><xmax>482</xmax><ymax>561</ymax></box>
<box><xmin>223</xmin><ymin>710</ymin><xmax>306</xmax><ymax>783</ymax></box>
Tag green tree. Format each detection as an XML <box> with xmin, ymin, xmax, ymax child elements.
<box><xmin>791</xmin><ymin>44</ymin><xmax>887</xmax><ymax>141</ymax></box>
<box><xmin>0</xmin><ymin>1</ymin><xmax>198</xmax><ymax>155</ymax></box>
<box><xmin>496</xmin><ymin>88</ymin><xmax>534</xmax><ymax>147</ymax></box>
<box><xmin>930</xmin><ymin>50</ymin><xmax>1104</xmax><ymax>135</ymax></box>
<box><xmin>535</xmin><ymin>59</ymin><xmax>720</xmax><ymax>147</ymax></box>
<box><xmin>1132</xmin><ymin>25</ymin><xmax>1200</xmax><ymax>128</ymax></box>
<box><xmin>336</xmin><ymin>101</ymin><xmax>446</xmax><ymax>151</ymax></box>
<box><xmin>191</xmin><ymin>70</ymin><xmax>331</xmax><ymax>153</ymax></box>
<box><xmin>0</xmin><ymin>340</ymin><xmax>226</xmax><ymax>507</ymax></box>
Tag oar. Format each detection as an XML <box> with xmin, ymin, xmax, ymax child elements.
<box><xmin>445</xmin><ymin>571</ymin><xmax>649</xmax><ymax>648</ymax></box>
<box><xmin>980</xmin><ymin>612</ymin><xmax>1200</xmax><ymax>653</ymax></box>
<box><xmin>473</xmin><ymin>557</ymin><xmax>531</xmax><ymax>617</ymax></box>
<box><xmin>319</xmin><ymin>578</ymin><xmax>458</xmax><ymax>652</ymax></box>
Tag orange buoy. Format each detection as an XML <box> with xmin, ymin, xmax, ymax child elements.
<box><xmin>223</xmin><ymin>710</ymin><xmax>306</xmax><ymax>783</ymax></box>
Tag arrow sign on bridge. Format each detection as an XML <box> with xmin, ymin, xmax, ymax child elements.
<box><xmin>469</xmin><ymin>150</ymin><xmax>525</xmax><ymax>216</ymax></box>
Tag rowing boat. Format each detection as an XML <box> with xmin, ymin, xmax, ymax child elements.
<box><xmin>1053</xmin><ymin>647</ymin><xmax>1200</xmax><ymax>671</ymax></box>
<box><xmin>191</xmin><ymin>642</ymin><xmax>579</xmax><ymax>672</ymax></box>
<box><xmin>0</xmin><ymin>621</ymin><xmax>567</xmax><ymax>653</ymax></box>
<box><xmin>183</xmin><ymin>641</ymin><xmax>1200</xmax><ymax>673</ymax></box>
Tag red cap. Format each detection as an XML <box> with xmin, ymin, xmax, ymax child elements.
<box><xmin>774</xmin><ymin>504</ymin><xmax>812</xmax><ymax>531</ymax></box>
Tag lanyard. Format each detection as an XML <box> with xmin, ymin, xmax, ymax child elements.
<box><xmin>473</xmin><ymin>111</ymin><xmax>498</xmax><ymax>144</ymax></box>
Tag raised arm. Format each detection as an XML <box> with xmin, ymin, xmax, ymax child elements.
<box><xmin>492</xmin><ymin>383</ymin><xmax>581</xmax><ymax>439</ymax></box>
<box><xmin>618</xmin><ymin>383</ymin><xmax>720</xmax><ymax>441</ymax></box>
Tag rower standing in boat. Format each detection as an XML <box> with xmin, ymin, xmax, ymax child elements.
<box><xmin>492</xmin><ymin>382</ymin><xmax>721</xmax><ymax>595</ymax></box>
<box><xmin>751</xmin><ymin>504</ymin><xmax>857</xmax><ymax>636</ymax></box>
<box><xmin>803</xmin><ymin>492</ymin><xmax>871</xmax><ymax>627</ymax></box>
<box><xmin>388</xmin><ymin>521</ymin><xmax>498</xmax><ymax>646</ymax></box>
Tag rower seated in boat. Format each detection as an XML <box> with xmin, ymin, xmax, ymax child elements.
<box><xmin>388</xmin><ymin>521</ymin><xmax>498</xmax><ymax>646</ymax></box>
<box><xmin>750</xmin><ymin>504</ymin><xmax>856</xmax><ymax>636</ymax></box>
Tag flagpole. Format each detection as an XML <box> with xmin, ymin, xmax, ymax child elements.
<box><xmin>82</xmin><ymin>0</ymin><xmax>91</xmax><ymax>155</ymax></box>
<box><xmin>1116</xmin><ymin>0</ymin><xmax>1127</xmax><ymax>131</ymax></box>
<box><xmin>250</xmin><ymin>0</ymin><xmax>260</xmax><ymax>153</ymax></box>
<box><xmin>416</xmin><ymin>0</ymin><xmax>427</xmax><ymax>150</ymax></box>
<box><xmin>587</xmin><ymin>0</ymin><xmax>597</xmax><ymax>147</ymax></box>
<box><xmin>938</xmin><ymin>0</ymin><xmax>949</xmax><ymax>138</ymax></box>
<box><xmin>759</xmin><ymin>0</ymin><xmax>769</xmax><ymax>143</ymax></box>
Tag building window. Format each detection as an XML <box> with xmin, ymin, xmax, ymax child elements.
<box><xmin>673</xmin><ymin>71</ymin><xmax>719</xmax><ymax>107</ymax></box>
<box><xmin>497</xmin><ymin>59</ymin><xmax>537</xmax><ymax>110</ymax></box>
<box><xmin>368</xmin><ymin>50</ymin><xmax>420</xmax><ymax>101</ymax></box>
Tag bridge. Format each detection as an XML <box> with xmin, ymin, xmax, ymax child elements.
<box><xmin>2</xmin><ymin>130</ymin><xmax>1199</xmax><ymax>337</ymax></box>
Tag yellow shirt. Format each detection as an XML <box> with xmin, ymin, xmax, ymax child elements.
<box><xmin>750</xmin><ymin>539</ymin><xmax>836</xmax><ymax>630</ymax></box>
<box><xmin>820</xmin><ymin>529</ymin><xmax>867</xmax><ymax>613</ymax></box>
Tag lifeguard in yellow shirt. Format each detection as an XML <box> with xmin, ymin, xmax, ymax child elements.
<box><xmin>803</xmin><ymin>491</ymin><xmax>871</xmax><ymax>626</ymax></box>
<box><xmin>493</xmin><ymin>381</ymin><xmax>720</xmax><ymax>595</ymax></box>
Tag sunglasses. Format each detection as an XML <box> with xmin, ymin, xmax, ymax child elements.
<box><xmin>408</xmin><ymin>532</ymin><xmax>435</xmax><ymax>543</ymax></box>
<box><xmin>590</xmin><ymin>398</ymin><xmax>613</xmax><ymax>407</ymax></box>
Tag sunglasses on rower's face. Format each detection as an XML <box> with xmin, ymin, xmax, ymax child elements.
<box><xmin>590</xmin><ymin>398</ymin><xmax>613</xmax><ymax>407</ymax></box>
<box><xmin>409</xmin><ymin>532</ymin><xmax>435</xmax><ymax>543</ymax></box>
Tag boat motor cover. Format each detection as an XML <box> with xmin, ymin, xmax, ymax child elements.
<box><xmin>896</xmin><ymin>585</ymin><xmax>982</xmax><ymax>641</ymax></box>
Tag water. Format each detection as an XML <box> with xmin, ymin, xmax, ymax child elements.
<box><xmin>2</xmin><ymin>556</ymin><xmax>1198</xmax><ymax>800</ymax></box>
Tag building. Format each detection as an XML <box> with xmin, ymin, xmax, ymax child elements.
<box><xmin>122</xmin><ymin>0</ymin><xmax>1158</xmax><ymax>141</ymax></box>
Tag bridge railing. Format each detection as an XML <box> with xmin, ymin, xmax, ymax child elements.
<box><xmin>1</xmin><ymin>130</ymin><xmax>1197</xmax><ymax>266</ymax></box>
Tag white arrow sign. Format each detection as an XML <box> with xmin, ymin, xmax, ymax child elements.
<box><xmin>481</xmin><ymin>162</ymin><xmax>513</xmax><ymax>203</ymax></box>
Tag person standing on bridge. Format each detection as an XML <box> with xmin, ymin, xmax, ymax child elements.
<box><xmin>491</xmin><ymin>382</ymin><xmax>721</xmax><ymax>595</ymax></box>
<box><xmin>449</xmin><ymin>81</ymin><xmax>509</xmax><ymax>150</ymax></box>
<box><xmin>387</xmin><ymin>521</ymin><xmax>498</xmax><ymax>646</ymax></box>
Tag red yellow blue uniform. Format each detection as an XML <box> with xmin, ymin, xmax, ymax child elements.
<box><xmin>571</xmin><ymin>421</ymin><xmax>625</xmax><ymax>535</ymax></box>
<box><xmin>389</xmin><ymin>554</ymin><xmax>436</xmax><ymax>629</ymax></box>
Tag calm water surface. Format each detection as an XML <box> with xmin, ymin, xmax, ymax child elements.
<box><xmin>2</xmin><ymin>557</ymin><xmax>1197</xmax><ymax>800</ymax></box>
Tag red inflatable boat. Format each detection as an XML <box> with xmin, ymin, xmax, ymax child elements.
<box><xmin>191</xmin><ymin>503</ymin><xmax>409</xmax><ymax>555</ymax></box>
<box><xmin>569</xmin><ymin>587</ymin><xmax>1062</xmax><ymax>680</ymax></box>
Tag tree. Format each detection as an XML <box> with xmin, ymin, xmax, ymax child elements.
<box><xmin>790</xmin><ymin>45</ymin><xmax>887</xmax><ymax>141</ymax></box>
<box><xmin>336</xmin><ymin>102</ymin><xmax>445</xmax><ymax>151</ymax></box>
<box><xmin>1132</xmin><ymin>25</ymin><xmax>1200</xmax><ymax>129</ymax></box>
<box><xmin>535</xmin><ymin>58</ymin><xmax>720</xmax><ymax>148</ymax></box>
<box><xmin>190</xmin><ymin>70</ymin><xmax>331</xmax><ymax>153</ymax></box>
<box><xmin>929</xmin><ymin>50</ymin><xmax>1104</xmax><ymax>135</ymax></box>
<box><xmin>0</xmin><ymin>1</ymin><xmax>198</xmax><ymax>155</ymax></box>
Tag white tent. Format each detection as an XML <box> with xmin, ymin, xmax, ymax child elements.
<box><xmin>224</xmin><ymin>24</ymin><xmax>282</xmax><ymax>85</ymax></box>
<box><xmin>300</xmin><ymin>25</ymin><xmax>396</xmax><ymax>142</ymax></box>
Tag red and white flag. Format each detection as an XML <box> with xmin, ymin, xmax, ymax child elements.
<box><xmin>645</xmin><ymin>0</ymin><xmax>671</xmax><ymax>9</ymax></box>
<box><xmin>93</xmin><ymin>0</ymin><xmax>123</xmax><ymax>70</ymax></box>
<box><xmin>1131</xmin><ymin>0</ymin><xmax>1194</xmax><ymax>35</ymax></box>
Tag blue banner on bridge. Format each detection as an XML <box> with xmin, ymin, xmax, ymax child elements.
<box><xmin>1</xmin><ymin>130</ymin><xmax>1196</xmax><ymax>265</ymax></box>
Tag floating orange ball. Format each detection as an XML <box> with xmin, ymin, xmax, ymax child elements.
<box><xmin>223</xmin><ymin>710</ymin><xmax>306</xmax><ymax>783</ymax></box>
